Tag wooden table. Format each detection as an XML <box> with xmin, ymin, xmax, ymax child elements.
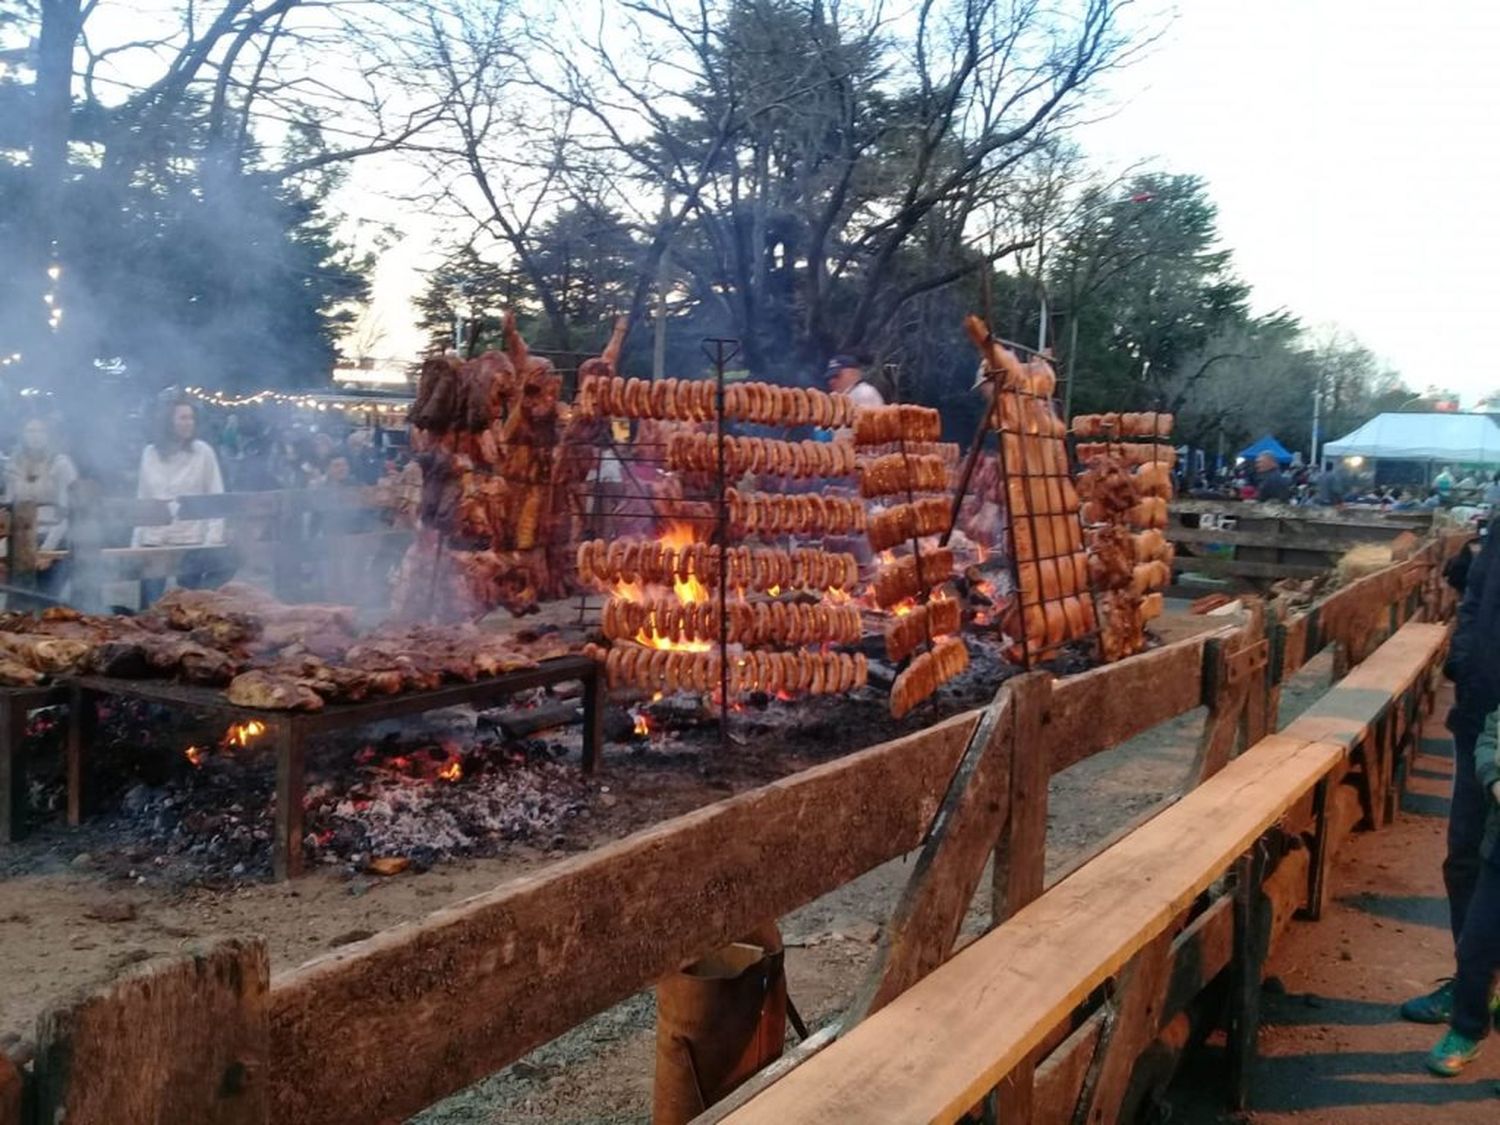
<box><xmin>67</xmin><ymin>656</ymin><xmax>605</xmax><ymax>879</ymax></box>
<box><xmin>0</xmin><ymin>684</ymin><xmax>67</xmax><ymax>841</ymax></box>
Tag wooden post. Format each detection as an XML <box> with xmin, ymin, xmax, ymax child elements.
<box><xmin>1301</xmin><ymin>778</ymin><xmax>1331</xmax><ymax>922</ymax></box>
<box><xmin>0</xmin><ymin>1049</ymin><xmax>21</xmax><ymax>1125</ymax></box>
<box><xmin>273</xmin><ymin>722</ymin><xmax>306</xmax><ymax>881</ymax></box>
<box><xmin>1068</xmin><ymin>928</ymin><xmax>1175</xmax><ymax>1125</ymax></box>
<box><xmin>32</xmin><ymin>938</ymin><xmax>269</xmax><ymax>1125</ymax></box>
<box><xmin>0</xmin><ymin>695</ymin><xmax>25</xmax><ymax>842</ymax></box>
<box><xmin>845</xmin><ymin>677</ymin><xmax>1031</xmax><ymax>1022</ymax></box>
<box><xmin>992</xmin><ymin>673</ymin><xmax>1052</xmax><ymax>921</ymax></box>
<box><xmin>1227</xmin><ymin>841</ymin><xmax>1269</xmax><ymax>1110</ymax></box>
<box><xmin>581</xmin><ymin>662</ymin><xmax>604</xmax><ymax>775</ymax></box>
<box><xmin>67</xmin><ymin>685</ymin><xmax>96</xmax><ymax>827</ymax></box>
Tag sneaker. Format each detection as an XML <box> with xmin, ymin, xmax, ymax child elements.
<box><xmin>1401</xmin><ymin>980</ymin><xmax>1456</xmax><ymax>1024</ymax></box>
<box><xmin>1426</xmin><ymin>1029</ymin><xmax>1482</xmax><ymax>1077</ymax></box>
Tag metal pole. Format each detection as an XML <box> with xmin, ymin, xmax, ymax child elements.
<box><xmin>1309</xmin><ymin>371</ymin><xmax>1322</xmax><ymax>466</ymax></box>
<box><xmin>1061</xmin><ymin>313</ymin><xmax>1080</xmax><ymax>422</ymax></box>
<box><xmin>1035</xmin><ymin>232</ymin><xmax>1048</xmax><ymax>353</ymax></box>
<box><xmin>652</xmin><ymin>198</ymin><xmax>672</xmax><ymax>382</ymax></box>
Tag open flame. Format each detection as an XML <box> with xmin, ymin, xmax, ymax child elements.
<box><xmin>633</xmin><ymin>712</ymin><xmax>651</xmax><ymax>737</ymax></box>
<box><xmin>184</xmin><ymin>745</ymin><xmax>204</xmax><ymax>768</ymax></box>
<box><xmin>224</xmin><ymin>720</ymin><xmax>267</xmax><ymax>749</ymax></box>
<box><xmin>437</xmin><ymin>759</ymin><xmax>463</xmax><ymax>782</ymax></box>
<box><xmin>613</xmin><ymin>522</ymin><xmax>715</xmax><ymax>652</ymax></box>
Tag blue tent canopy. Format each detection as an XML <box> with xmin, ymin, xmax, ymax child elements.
<box><xmin>1238</xmin><ymin>434</ymin><xmax>1294</xmax><ymax>465</ymax></box>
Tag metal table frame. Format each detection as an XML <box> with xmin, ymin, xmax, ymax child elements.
<box><xmin>0</xmin><ymin>684</ymin><xmax>67</xmax><ymax>841</ymax></box>
<box><xmin>67</xmin><ymin>656</ymin><xmax>604</xmax><ymax>879</ymax></box>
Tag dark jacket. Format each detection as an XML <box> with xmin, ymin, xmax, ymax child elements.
<box><xmin>1448</xmin><ymin>527</ymin><xmax>1500</xmax><ymax>738</ymax></box>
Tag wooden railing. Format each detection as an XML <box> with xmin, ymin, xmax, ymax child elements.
<box><xmin>0</xmin><ymin>533</ymin><xmax>1468</xmax><ymax>1125</ymax></box>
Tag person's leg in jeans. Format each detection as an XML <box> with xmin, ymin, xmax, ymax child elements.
<box><xmin>1428</xmin><ymin>855</ymin><xmax>1500</xmax><ymax>1074</ymax></box>
<box><xmin>1403</xmin><ymin>718</ymin><xmax>1491</xmax><ymax>1023</ymax></box>
<box><xmin>1445</xmin><ymin>725</ymin><xmax>1489</xmax><ymax>943</ymax></box>
<box><xmin>1453</xmin><ymin>857</ymin><xmax>1500</xmax><ymax>1038</ymax></box>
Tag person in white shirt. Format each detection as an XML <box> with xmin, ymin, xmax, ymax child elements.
<box><xmin>3</xmin><ymin>418</ymin><xmax>78</xmax><ymax>552</ymax></box>
<box><xmin>823</xmin><ymin>354</ymin><xmax>885</xmax><ymax>410</ymax></box>
<box><xmin>133</xmin><ymin>399</ymin><xmax>234</xmax><ymax>603</ymax></box>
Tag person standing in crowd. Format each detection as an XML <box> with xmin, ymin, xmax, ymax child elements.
<box><xmin>824</xmin><ymin>355</ymin><xmax>885</xmax><ymax>410</ymax></box>
<box><xmin>1484</xmin><ymin>471</ymin><xmax>1500</xmax><ymax>512</ymax></box>
<box><xmin>1435</xmin><ymin>465</ymin><xmax>1456</xmax><ymax>502</ymax></box>
<box><xmin>2</xmin><ymin>417</ymin><xmax>78</xmax><ymax>596</ymax></box>
<box><xmin>1253</xmin><ymin>452</ymin><xmax>1291</xmax><ymax>502</ymax></box>
<box><xmin>1402</xmin><ymin>521</ymin><xmax>1500</xmax><ymax>1072</ymax></box>
<box><xmin>3</xmin><ymin>418</ymin><xmax>78</xmax><ymax>552</ymax></box>
<box><xmin>133</xmin><ymin>399</ymin><xmax>233</xmax><ymax>604</ymax></box>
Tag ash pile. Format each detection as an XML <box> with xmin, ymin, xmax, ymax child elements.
<box><xmin>19</xmin><ymin>697</ymin><xmax>588</xmax><ymax>884</ymax></box>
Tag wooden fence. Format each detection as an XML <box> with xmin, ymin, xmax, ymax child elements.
<box><xmin>0</xmin><ymin>532</ymin><xmax>1468</xmax><ymax>1125</ymax></box>
<box><xmin>1168</xmin><ymin>499</ymin><xmax>1432</xmax><ymax>584</ymax></box>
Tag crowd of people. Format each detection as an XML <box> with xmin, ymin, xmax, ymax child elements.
<box><xmin>0</xmin><ymin>396</ymin><xmax>410</xmax><ymax>606</ymax></box>
<box><xmin>1182</xmin><ymin>453</ymin><xmax>1500</xmax><ymax>512</ymax></box>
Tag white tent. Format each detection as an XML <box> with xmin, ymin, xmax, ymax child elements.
<box><xmin>1323</xmin><ymin>412</ymin><xmax>1500</xmax><ymax>464</ymax></box>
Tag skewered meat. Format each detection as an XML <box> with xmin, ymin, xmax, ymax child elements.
<box><xmin>884</xmin><ymin>598</ymin><xmax>963</xmax><ymax>664</ymax></box>
<box><xmin>889</xmin><ymin>637</ymin><xmax>969</xmax><ymax>719</ymax></box>
<box><xmin>872</xmin><ymin>548</ymin><xmax>955</xmax><ymax>608</ymax></box>
<box><xmin>577</xmin><ymin>376</ymin><xmax>856</xmax><ymax>429</ymax></box>
<box><xmin>591</xmin><ymin>642</ymin><xmax>867</xmax><ymax>698</ymax></box>
<box><xmin>858</xmin><ymin>454</ymin><xmax>950</xmax><ymax>499</ymax></box>
<box><xmin>852</xmin><ymin>405</ymin><xmax>942</xmax><ymax>447</ymax></box>
<box><xmin>1075</xmin><ymin>442</ymin><xmax>1178</xmax><ymax>469</ymax></box>
<box><xmin>602</xmin><ymin>596</ymin><xmax>862</xmax><ymax>647</ymax></box>
<box><xmin>666</xmin><ymin>433</ymin><xmax>857</xmax><ymax>479</ymax></box>
<box><xmin>726</xmin><ymin>490</ymin><xmax>867</xmax><ymax>537</ymax></box>
<box><xmin>1076</xmin><ymin>457</ymin><xmax>1138</xmax><ymax>517</ymax></box>
<box><xmin>1086</xmin><ymin>525</ymin><xmax>1137</xmax><ymax>591</ymax></box>
<box><xmin>867</xmin><ymin>497</ymin><xmax>953</xmax><ymax>552</ymax></box>
<box><xmin>577</xmin><ymin>539</ymin><xmax>859</xmax><ymax>594</ymax></box>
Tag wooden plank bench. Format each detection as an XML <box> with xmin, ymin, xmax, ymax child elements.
<box><xmin>720</xmin><ymin>731</ymin><xmax>1348</xmax><ymax>1124</ymax></box>
<box><xmin>720</xmin><ymin>623</ymin><xmax>1452</xmax><ymax>1125</ymax></box>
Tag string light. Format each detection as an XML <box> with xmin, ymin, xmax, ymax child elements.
<box><xmin>181</xmin><ymin>386</ymin><xmax>411</xmax><ymax>417</ymax></box>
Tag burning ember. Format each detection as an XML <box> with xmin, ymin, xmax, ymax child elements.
<box><xmin>224</xmin><ymin>720</ymin><xmax>267</xmax><ymax>749</ymax></box>
<box><xmin>633</xmin><ymin>712</ymin><xmax>651</xmax><ymax>737</ymax></box>
<box><xmin>437</xmin><ymin>759</ymin><xmax>463</xmax><ymax>782</ymax></box>
<box><xmin>184</xmin><ymin>745</ymin><xmax>205</xmax><ymax>768</ymax></box>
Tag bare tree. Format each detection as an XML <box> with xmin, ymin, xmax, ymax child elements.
<box><xmin>404</xmin><ymin>0</ymin><xmax>1142</xmax><ymax>376</ymax></box>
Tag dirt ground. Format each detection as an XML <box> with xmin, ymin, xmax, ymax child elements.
<box><xmin>0</xmin><ymin>605</ymin><xmax>1270</xmax><ymax>1123</ymax></box>
<box><xmin>1166</xmin><ymin>702</ymin><xmax>1500</xmax><ymax>1123</ymax></box>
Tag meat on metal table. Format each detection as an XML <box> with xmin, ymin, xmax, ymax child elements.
<box><xmin>1</xmin><ymin>683</ymin><xmax>68</xmax><ymax>841</ymax></box>
<box><xmin>66</xmin><ymin>655</ymin><xmax>604</xmax><ymax>879</ymax></box>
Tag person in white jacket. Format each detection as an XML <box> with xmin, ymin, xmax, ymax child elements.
<box><xmin>134</xmin><ymin>399</ymin><xmax>234</xmax><ymax>604</ymax></box>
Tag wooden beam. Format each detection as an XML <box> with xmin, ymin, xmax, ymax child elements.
<box><xmin>1173</xmin><ymin>556</ymin><xmax>1330</xmax><ymax>581</ymax></box>
<box><xmin>32</xmin><ymin>939</ymin><xmax>268</xmax><ymax>1125</ymax></box>
<box><xmin>268</xmin><ymin>710</ymin><xmax>981</xmax><ymax>1125</ymax></box>
<box><xmin>1167</xmin><ymin>525</ymin><xmax>1385</xmax><ymax>554</ymax></box>
<box><xmin>1047</xmin><ymin>629</ymin><xmax>1226</xmax><ymax>773</ymax></box>
<box><xmin>846</xmin><ymin>681</ymin><xmax>1022</xmax><ymax>1022</ymax></box>
<box><xmin>720</xmin><ymin>733</ymin><xmax>1344</xmax><ymax>1125</ymax></box>
<box><xmin>993</xmin><ymin>674</ymin><xmax>1052</xmax><ymax>923</ymax></box>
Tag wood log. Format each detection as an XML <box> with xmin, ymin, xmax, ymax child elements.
<box><xmin>32</xmin><ymin>938</ymin><xmax>268</xmax><ymax>1125</ymax></box>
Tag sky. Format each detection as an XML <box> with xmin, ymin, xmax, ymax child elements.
<box><xmin>1082</xmin><ymin>0</ymin><xmax>1500</xmax><ymax>403</ymax></box>
<box><xmin>349</xmin><ymin>0</ymin><xmax>1500</xmax><ymax>403</ymax></box>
